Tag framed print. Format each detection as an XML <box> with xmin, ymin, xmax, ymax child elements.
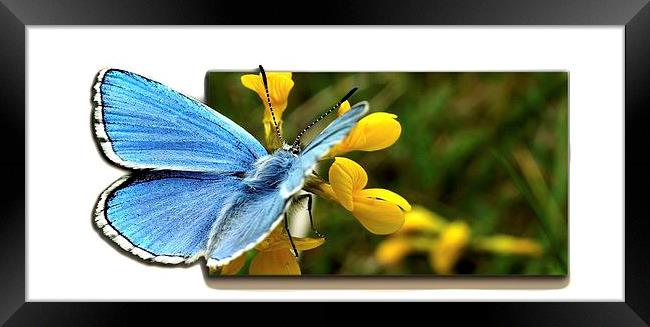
<box><xmin>3</xmin><ymin>0</ymin><xmax>649</xmax><ymax>325</ymax></box>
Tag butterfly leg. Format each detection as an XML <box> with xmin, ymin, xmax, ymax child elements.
<box><xmin>297</xmin><ymin>194</ymin><xmax>325</xmax><ymax>239</ymax></box>
<box><xmin>284</xmin><ymin>212</ymin><xmax>299</xmax><ymax>258</ymax></box>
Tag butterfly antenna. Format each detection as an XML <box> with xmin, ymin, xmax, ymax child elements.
<box><xmin>259</xmin><ymin>65</ymin><xmax>284</xmax><ymax>143</ymax></box>
<box><xmin>292</xmin><ymin>87</ymin><xmax>358</xmax><ymax>148</ymax></box>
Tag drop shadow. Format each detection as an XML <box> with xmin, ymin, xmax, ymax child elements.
<box><xmin>200</xmin><ymin>264</ymin><xmax>569</xmax><ymax>290</ymax></box>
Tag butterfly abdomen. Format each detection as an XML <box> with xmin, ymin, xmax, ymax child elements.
<box><xmin>242</xmin><ymin>149</ymin><xmax>297</xmax><ymax>192</ymax></box>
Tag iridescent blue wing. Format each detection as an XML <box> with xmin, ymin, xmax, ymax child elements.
<box><xmin>92</xmin><ymin>68</ymin><xmax>267</xmax><ymax>173</ymax></box>
<box><xmin>94</xmin><ymin>170</ymin><xmax>241</xmax><ymax>264</ymax></box>
<box><xmin>280</xmin><ymin>101</ymin><xmax>369</xmax><ymax>197</ymax></box>
<box><xmin>205</xmin><ymin>189</ymin><xmax>290</xmax><ymax>268</ymax></box>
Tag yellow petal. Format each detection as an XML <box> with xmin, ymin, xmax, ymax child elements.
<box><xmin>328</xmin><ymin>129</ymin><xmax>366</xmax><ymax>157</ymax></box>
<box><xmin>240</xmin><ymin>72</ymin><xmax>294</xmax><ymax>120</ymax></box>
<box><xmin>255</xmin><ymin>225</ymin><xmax>286</xmax><ymax>251</ymax></box>
<box><xmin>240</xmin><ymin>74</ymin><xmax>260</xmax><ymax>90</ymax></box>
<box><xmin>474</xmin><ymin>235</ymin><xmax>543</xmax><ymax>257</ymax></box>
<box><xmin>249</xmin><ymin>249</ymin><xmax>301</xmax><ymax>275</ymax></box>
<box><xmin>358</xmin><ymin>188</ymin><xmax>411</xmax><ymax>212</ymax></box>
<box><xmin>351</xmin><ymin>196</ymin><xmax>405</xmax><ymax>235</ymax></box>
<box><xmin>255</xmin><ymin>223</ymin><xmax>324</xmax><ymax>252</ymax></box>
<box><xmin>329</xmin><ymin>113</ymin><xmax>401</xmax><ymax>156</ymax></box>
<box><xmin>293</xmin><ymin>236</ymin><xmax>326</xmax><ymax>251</ymax></box>
<box><xmin>430</xmin><ymin>221</ymin><xmax>470</xmax><ymax>274</ymax></box>
<box><xmin>375</xmin><ymin>237</ymin><xmax>412</xmax><ymax>266</ymax></box>
<box><xmin>220</xmin><ymin>253</ymin><xmax>247</xmax><ymax>275</ymax></box>
<box><xmin>263</xmin><ymin>236</ymin><xmax>326</xmax><ymax>252</ymax></box>
<box><xmin>357</xmin><ymin>113</ymin><xmax>402</xmax><ymax>151</ymax></box>
<box><xmin>400</xmin><ymin>205</ymin><xmax>448</xmax><ymax>234</ymax></box>
<box><xmin>241</xmin><ymin>71</ymin><xmax>294</xmax><ymax>149</ymax></box>
<box><xmin>241</xmin><ymin>72</ymin><xmax>294</xmax><ymax>103</ymax></box>
<box><xmin>328</xmin><ymin>157</ymin><xmax>368</xmax><ymax>211</ymax></box>
<box><xmin>336</xmin><ymin>101</ymin><xmax>351</xmax><ymax>116</ymax></box>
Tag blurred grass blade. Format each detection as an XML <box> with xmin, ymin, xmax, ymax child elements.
<box><xmin>493</xmin><ymin>150</ymin><xmax>567</xmax><ymax>269</ymax></box>
<box><xmin>513</xmin><ymin>147</ymin><xmax>567</xmax><ymax>243</ymax></box>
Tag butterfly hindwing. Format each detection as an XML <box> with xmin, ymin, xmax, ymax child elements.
<box><xmin>95</xmin><ymin>170</ymin><xmax>241</xmax><ymax>264</ymax></box>
<box><xmin>206</xmin><ymin>190</ymin><xmax>289</xmax><ymax>267</ymax></box>
<box><xmin>93</xmin><ymin>69</ymin><xmax>267</xmax><ymax>173</ymax></box>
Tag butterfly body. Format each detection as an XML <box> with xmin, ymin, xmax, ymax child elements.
<box><xmin>92</xmin><ymin>68</ymin><xmax>367</xmax><ymax>268</ymax></box>
<box><xmin>243</xmin><ymin>148</ymin><xmax>298</xmax><ymax>191</ymax></box>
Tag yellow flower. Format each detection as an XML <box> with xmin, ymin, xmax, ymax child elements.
<box><xmin>375</xmin><ymin>205</ymin><xmax>545</xmax><ymax>274</ymax></box>
<box><xmin>241</xmin><ymin>72</ymin><xmax>294</xmax><ymax>147</ymax></box>
<box><xmin>375</xmin><ymin>238</ymin><xmax>412</xmax><ymax>266</ymax></box>
<box><xmin>327</xmin><ymin>101</ymin><xmax>402</xmax><ymax>157</ymax></box>
<box><xmin>221</xmin><ymin>226</ymin><xmax>324</xmax><ymax>276</ymax></box>
<box><xmin>430</xmin><ymin>221</ymin><xmax>470</xmax><ymax>274</ymax></box>
<box><xmin>325</xmin><ymin>157</ymin><xmax>411</xmax><ymax>235</ymax></box>
<box><xmin>475</xmin><ymin>235</ymin><xmax>542</xmax><ymax>257</ymax></box>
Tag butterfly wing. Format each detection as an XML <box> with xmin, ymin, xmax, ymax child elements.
<box><xmin>206</xmin><ymin>189</ymin><xmax>290</xmax><ymax>268</ymax></box>
<box><xmin>95</xmin><ymin>170</ymin><xmax>242</xmax><ymax>264</ymax></box>
<box><xmin>280</xmin><ymin>101</ymin><xmax>369</xmax><ymax>197</ymax></box>
<box><xmin>93</xmin><ymin>68</ymin><xmax>267</xmax><ymax>173</ymax></box>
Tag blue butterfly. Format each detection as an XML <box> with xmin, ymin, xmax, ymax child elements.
<box><xmin>92</xmin><ymin>67</ymin><xmax>367</xmax><ymax>268</ymax></box>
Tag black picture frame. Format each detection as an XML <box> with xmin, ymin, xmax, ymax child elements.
<box><xmin>2</xmin><ymin>0</ymin><xmax>648</xmax><ymax>325</ymax></box>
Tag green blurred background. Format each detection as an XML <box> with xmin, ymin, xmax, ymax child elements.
<box><xmin>207</xmin><ymin>71</ymin><xmax>568</xmax><ymax>276</ymax></box>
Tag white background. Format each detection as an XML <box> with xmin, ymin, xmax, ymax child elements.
<box><xmin>27</xmin><ymin>27</ymin><xmax>624</xmax><ymax>301</ymax></box>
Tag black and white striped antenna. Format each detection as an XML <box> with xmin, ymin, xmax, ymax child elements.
<box><xmin>291</xmin><ymin>87</ymin><xmax>358</xmax><ymax>151</ymax></box>
<box><xmin>259</xmin><ymin>65</ymin><xmax>284</xmax><ymax>144</ymax></box>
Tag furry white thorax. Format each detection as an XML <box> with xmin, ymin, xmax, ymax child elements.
<box><xmin>242</xmin><ymin>147</ymin><xmax>297</xmax><ymax>191</ymax></box>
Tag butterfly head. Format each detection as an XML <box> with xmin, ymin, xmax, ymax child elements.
<box><xmin>290</xmin><ymin>143</ymin><xmax>301</xmax><ymax>155</ymax></box>
<box><xmin>281</xmin><ymin>142</ymin><xmax>302</xmax><ymax>156</ymax></box>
